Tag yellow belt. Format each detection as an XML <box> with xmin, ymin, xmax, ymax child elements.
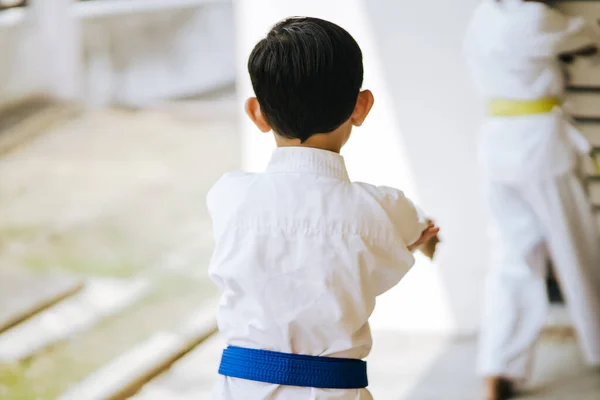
<box><xmin>488</xmin><ymin>98</ymin><xmax>600</xmax><ymax>174</ymax></box>
<box><xmin>488</xmin><ymin>98</ymin><xmax>561</xmax><ymax>117</ymax></box>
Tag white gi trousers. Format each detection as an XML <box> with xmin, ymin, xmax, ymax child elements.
<box><xmin>477</xmin><ymin>169</ymin><xmax>600</xmax><ymax>379</ymax></box>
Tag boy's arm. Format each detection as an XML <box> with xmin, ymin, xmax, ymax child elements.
<box><xmin>368</xmin><ymin>188</ymin><xmax>440</xmax><ymax>295</ymax></box>
<box><xmin>380</xmin><ymin>192</ymin><xmax>441</xmax><ymax>257</ymax></box>
<box><xmin>364</xmin><ymin>187</ymin><xmax>421</xmax><ymax>296</ymax></box>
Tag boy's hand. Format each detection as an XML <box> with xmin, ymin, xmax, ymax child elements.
<box><xmin>408</xmin><ymin>222</ymin><xmax>440</xmax><ymax>253</ymax></box>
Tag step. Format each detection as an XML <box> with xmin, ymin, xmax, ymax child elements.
<box><xmin>578</xmin><ymin>124</ymin><xmax>600</xmax><ymax>148</ymax></box>
<box><xmin>131</xmin><ymin>333</ymin><xmax>224</xmax><ymax>400</ymax></box>
<box><xmin>0</xmin><ymin>96</ymin><xmax>81</xmax><ymax>156</ymax></box>
<box><xmin>0</xmin><ymin>277</ymin><xmax>149</xmax><ymax>362</ymax></box>
<box><xmin>567</xmin><ymin>57</ymin><xmax>600</xmax><ymax>89</ymax></box>
<box><xmin>0</xmin><ymin>270</ymin><xmax>84</xmax><ymax>333</ymax></box>
<box><xmin>567</xmin><ymin>92</ymin><xmax>600</xmax><ymax>120</ymax></box>
<box><xmin>60</xmin><ymin>299</ymin><xmax>217</xmax><ymax>400</ymax></box>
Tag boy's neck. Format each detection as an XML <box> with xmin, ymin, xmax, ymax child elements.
<box><xmin>274</xmin><ymin>125</ymin><xmax>350</xmax><ymax>154</ymax></box>
<box><xmin>275</xmin><ymin>137</ymin><xmax>341</xmax><ymax>154</ymax></box>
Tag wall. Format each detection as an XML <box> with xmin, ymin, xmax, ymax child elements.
<box><xmin>0</xmin><ymin>1</ymin><xmax>235</xmax><ymax>106</ymax></box>
<box><xmin>82</xmin><ymin>4</ymin><xmax>235</xmax><ymax>106</ymax></box>
<box><xmin>234</xmin><ymin>0</ymin><xmax>487</xmax><ymax>334</ymax></box>
<box><xmin>0</xmin><ymin>11</ymin><xmax>44</xmax><ymax>103</ymax></box>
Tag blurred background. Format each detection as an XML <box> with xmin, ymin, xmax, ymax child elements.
<box><xmin>0</xmin><ymin>0</ymin><xmax>599</xmax><ymax>399</ymax></box>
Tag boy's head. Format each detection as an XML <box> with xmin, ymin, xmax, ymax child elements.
<box><xmin>246</xmin><ymin>17</ymin><xmax>373</xmax><ymax>150</ymax></box>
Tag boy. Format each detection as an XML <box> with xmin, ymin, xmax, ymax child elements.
<box><xmin>464</xmin><ymin>1</ymin><xmax>600</xmax><ymax>399</ymax></box>
<box><xmin>208</xmin><ymin>17</ymin><xmax>438</xmax><ymax>399</ymax></box>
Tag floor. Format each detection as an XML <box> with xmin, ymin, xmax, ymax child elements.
<box><xmin>132</xmin><ymin>329</ymin><xmax>600</xmax><ymax>400</ymax></box>
<box><xmin>0</xmin><ymin>95</ymin><xmax>238</xmax><ymax>399</ymax></box>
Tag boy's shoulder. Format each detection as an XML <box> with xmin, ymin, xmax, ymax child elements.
<box><xmin>353</xmin><ymin>182</ymin><xmax>420</xmax><ymax>220</ymax></box>
<box><xmin>206</xmin><ymin>171</ymin><xmax>256</xmax><ymax>212</ymax></box>
<box><xmin>354</xmin><ymin>182</ymin><xmax>424</xmax><ymax>245</ymax></box>
<box><xmin>207</xmin><ymin>171</ymin><xmax>415</xmax><ymax>212</ymax></box>
<box><xmin>211</xmin><ymin>171</ymin><xmax>256</xmax><ymax>187</ymax></box>
<box><xmin>210</xmin><ymin>172</ymin><xmax>409</xmax><ymax>198</ymax></box>
<box><xmin>208</xmin><ymin>170</ymin><xmax>258</xmax><ymax>191</ymax></box>
<box><xmin>353</xmin><ymin>181</ymin><xmax>411</xmax><ymax>203</ymax></box>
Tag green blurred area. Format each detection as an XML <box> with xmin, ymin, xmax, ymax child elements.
<box><xmin>0</xmin><ymin>106</ymin><xmax>237</xmax><ymax>399</ymax></box>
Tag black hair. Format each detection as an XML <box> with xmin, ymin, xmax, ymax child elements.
<box><xmin>248</xmin><ymin>17</ymin><xmax>364</xmax><ymax>143</ymax></box>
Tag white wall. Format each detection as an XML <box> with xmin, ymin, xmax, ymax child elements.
<box><xmin>82</xmin><ymin>4</ymin><xmax>235</xmax><ymax>106</ymax></box>
<box><xmin>0</xmin><ymin>11</ymin><xmax>45</xmax><ymax>103</ymax></box>
<box><xmin>235</xmin><ymin>0</ymin><xmax>487</xmax><ymax>334</ymax></box>
<box><xmin>0</xmin><ymin>1</ymin><xmax>235</xmax><ymax>106</ymax></box>
<box><xmin>0</xmin><ymin>0</ymin><xmax>84</xmax><ymax>103</ymax></box>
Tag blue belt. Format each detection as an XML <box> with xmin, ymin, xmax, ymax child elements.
<box><xmin>218</xmin><ymin>346</ymin><xmax>368</xmax><ymax>389</ymax></box>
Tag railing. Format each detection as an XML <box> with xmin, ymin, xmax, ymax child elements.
<box><xmin>75</xmin><ymin>0</ymin><xmax>229</xmax><ymax>19</ymax></box>
<box><xmin>0</xmin><ymin>0</ymin><xmax>230</xmax><ymax>27</ymax></box>
<box><xmin>0</xmin><ymin>0</ymin><xmax>235</xmax><ymax>106</ymax></box>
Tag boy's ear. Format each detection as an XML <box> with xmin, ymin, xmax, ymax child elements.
<box><xmin>245</xmin><ymin>97</ymin><xmax>272</xmax><ymax>133</ymax></box>
<box><xmin>351</xmin><ymin>90</ymin><xmax>374</xmax><ymax>127</ymax></box>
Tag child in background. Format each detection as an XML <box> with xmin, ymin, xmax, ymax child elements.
<box><xmin>464</xmin><ymin>1</ymin><xmax>600</xmax><ymax>398</ymax></box>
<box><xmin>208</xmin><ymin>16</ymin><xmax>439</xmax><ymax>400</ymax></box>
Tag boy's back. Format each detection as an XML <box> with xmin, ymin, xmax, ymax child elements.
<box><xmin>207</xmin><ymin>16</ymin><xmax>437</xmax><ymax>399</ymax></box>
<box><xmin>208</xmin><ymin>147</ymin><xmax>423</xmax><ymax>399</ymax></box>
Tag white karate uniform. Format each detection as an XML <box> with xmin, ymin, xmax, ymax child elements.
<box><xmin>207</xmin><ymin>147</ymin><xmax>426</xmax><ymax>399</ymax></box>
<box><xmin>464</xmin><ymin>0</ymin><xmax>600</xmax><ymax>379</ymax></box>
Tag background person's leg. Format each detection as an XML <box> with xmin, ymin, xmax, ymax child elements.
<box><xmin>477</xmin><ymin>182</ymin><xmax>548</xmax><ymax>381</ymax></box>
<box><xmin>525</xmin><ymin>171</ymin><xmax>600</xmax><ymax>367</ymax></box>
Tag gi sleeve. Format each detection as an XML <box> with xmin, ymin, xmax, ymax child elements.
<box><xmin>523</xmin><ymin>9</ymin><xmax>599</xmax><ymax>58</ymax></box>
<box><xmin>368</xmin><ymin>186</ymin><xmax>429</xmax><ymax>296</ymax></box>
<box><xmin>378</xmin><ymin>186</ymin><xmax>429</xmax><ymax>247</ymax></box>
